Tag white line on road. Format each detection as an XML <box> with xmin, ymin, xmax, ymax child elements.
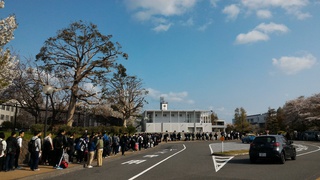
<box><xmin>128</xmin><ymin>144</ymin><xmax>186</xmax><ymax>180</ymax></box>
<box><xmin>212</xmin><ymin>155</ymin><xmax>234</xmax><ymax>172</ymax></box>
<box><xmin>296</xmin><ymin>143</ymin><xmax>320</xmax><ymax>157</ymax></box>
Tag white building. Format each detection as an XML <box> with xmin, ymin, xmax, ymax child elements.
<box><xmin>141</xmin><ymin>98</ymin><xmax>225</xmax><ymax>133</ymax></box>
<box><xmin>0</xmin><ymin>103</ymin><xmax>19</xmax><ymax>126</ymax></box>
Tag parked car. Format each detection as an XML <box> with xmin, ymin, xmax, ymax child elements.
<box><xmin>301</xmin><ymin>131</ymin><xmax>320</xmax><ymax>141</ymax></box>
<box><xmin>249</xmin><ymin>135</ymin><xmax>296</xmax><ymax>164</ymax></box>
<box><xmin>241</xmin><ymin>134</ymin><xmax>255</xmax><ymax>143</ymax></box>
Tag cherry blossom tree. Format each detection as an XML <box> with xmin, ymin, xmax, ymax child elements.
<box><xmin>0</xmin><ymin>0</ymin><xmax>18</xmax><ymax>91</ymax></box>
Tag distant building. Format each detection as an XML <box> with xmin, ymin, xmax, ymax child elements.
<box><xmin>232</xmin><ymin>113</ymin><xmax>267</xmax><ymax>129</ymax></box>
<box><xmin>0</xmin><ymin>101</ymin><xmax>20</xmax><ymax>126</ymax></box>
<box><xmin>141</xmin><ymin>97</ymin><xmax>225</xmax><ymax>133</ymax></box>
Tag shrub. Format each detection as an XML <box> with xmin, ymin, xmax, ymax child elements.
<box><xmin>30</xmin><ymin>124</ymin><xmax>44</xmax><ymax>134</ymax></box>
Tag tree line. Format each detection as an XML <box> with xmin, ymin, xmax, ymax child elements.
<box><xmin>230</xmin><ymin>94</ymin><xmax>320</xmax><ymax>134</ymax></box>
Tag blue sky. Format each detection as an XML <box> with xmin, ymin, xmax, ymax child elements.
<box><xmin>2</xmin><ymin>0</ymin><xmax>320</xmax><ymax>123</ymax></box>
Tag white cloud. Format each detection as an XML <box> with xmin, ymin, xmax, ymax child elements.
<box><xmin>152</xmin><ymin>23</ymin><xmax>172</xmax><ymax>32</ymax></box>
<box><xmin>240</xmin><ymin>0</ymin><xmax>310</xmax><ymax>20</ymax></box>
<box><xmin>272</xmin><ymin>53</ymin><xmax>317</xmax><ymax>75</ymax></box>
<box><xmin>210</xmin><ymin>0</ymin><xmax>220</xmax><ymax>7</ymax></box>
<box><xmin>256</xmin><ymin>9</ymin><xmax>272</xmax><ymax>19</ymax></box>
<box><xmin>125</xmin><ymin>0</ymin><xmax>197</xmax><ymax>32</ymax></box>
<box><xmin>241</xmin><ymin>0</ymin><xmax>309</xmax><ymax>10</ymax></box>
<box><xmin>288</xmin><ymin>9</ymin><xmax>312</xmax><ymax>20</ymax></box>
<box><xmin>255</xmin><ymin>22</ymin><xmax>289</xmax><ymax>33</ymax></box>
<box><xmin>147</xmin><ymin>88</ymin><xmax>194</xmax><ymax>104</ymax></box>
<box><xmin>235</xmin><ymin>22</ymin><xmax>289</xmax><ymax>44</ymax></box>
<box><xmin>197</xmin><ymin>20</ymin><xmax>213</xmax><ymax>31</ymax></box>
<box><xmin>181</xmin><ymin>17</ymin><xmax>194</xmax><ymax>26</ymax></box>
<box><xmin>235</xmin><ymin>30</ymin><xmax>269</xmax><ymax>44</ymax></box>
<box><xmin>222</xmin><ymin>4</ymin><xmax>240</xmax><ymax>20</ymax></box>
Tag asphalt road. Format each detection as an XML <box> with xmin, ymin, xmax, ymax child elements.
<box><xmin>43</xmin><ymin>140</ymin><xmax>320</xmax><ymax>180</ymax></box>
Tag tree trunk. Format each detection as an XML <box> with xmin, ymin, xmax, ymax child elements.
<box><xmin>123</xmin><ymin>119</ymin><xmax>127</xmax><ymax>128</ymax></box>
<box><xmin>66</xmin><ymin>94</ymin><xmax>77</xmax><ymax>127</ymax></box>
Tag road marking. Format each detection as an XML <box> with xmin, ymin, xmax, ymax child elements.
<box><xmin>156</xmin><ymin>150</ymin><xmax>169</xmax><ymax>154</ymax></box>
<box><xmin>129</xmin><ymin>144</ymin><xmax>186</xmax><ymax>180</ymax></box>
<box><xmin>293</xmin><ymin>144</ymin><xmax>308</xmax><ymax>152</ymax></box>
<box><xmin>296</xmin><ymin>143</ymin><xmax>320</xmax><ymax>157</ymax></box>
<box><xmin>122</xmin><ymin>160</ymin><xmax>146</xmax><ymax>165</ymax></box>
<box><xmin>212</xmin><ymin>156</ymin><xmax>234</xmax><ymax>172</ymax></box>
<box><xmin>143</xmin><ymin>155</ymin><xmax>159</xmax><ymax>158</ymax></box>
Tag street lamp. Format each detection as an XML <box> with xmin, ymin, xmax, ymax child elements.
<box><xmin>43</xmin><ymin>84</ymin><xmax>54</xmax><ymax>138</ymax></box>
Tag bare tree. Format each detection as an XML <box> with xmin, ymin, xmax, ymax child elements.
<box><xmin>104</xmin><ymin>64</ymin><xmax>148</xmax><ymax>127</ymax></box>
<box><xmin>36</xmin><ymin>21</ymin><xmax>128</xmax><ymax>126</ymax></box>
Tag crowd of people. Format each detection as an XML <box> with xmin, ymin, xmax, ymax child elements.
<box><xmin>0</xmin><ymin>129</ymin><xmax>165</xmax><ymax>172</ymax></box>
<box><xmin>0</xmin><ymin>129</ymin><xmax>237</xmax><ymax>172</ymax></box>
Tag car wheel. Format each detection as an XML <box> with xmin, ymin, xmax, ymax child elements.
<box><xmin>291</xmin><ymin>150</ymin><xmax>296</xmax><ymax>160</ymax></box>
<box><xmin>280</xmin><ymin>152</ymin><xmax>285</xmax><ymax>164</ymax></box>
<box><xmin>250</xmin><ymin>157</ymin><xmax>257</xmax><ymax>163</ymax></box>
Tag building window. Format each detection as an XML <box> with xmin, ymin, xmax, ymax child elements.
<box><xmin>155</xmin><ymin>114</ymin><xmax>157</xmax><ymax>117</ymax></box>
<box><xmin>1</xmin><ymin>105</ymin><xmax>4</xmax><ymax>110</ymax></box>
<box><xmin>163</xmin><ymin>114</ymin><xmax>167</xmax><ymax>117</ymax></box>
<box><xmin>5</xmin><ymin>115</ymin><xmax>9</xmax><ymax>121</ymax></box>
<box><xmin>1</xmin><ymin>114</ymin><xmax>4</xmax><ymax>120</ymax></box>
<box><xmin>179</xmin><ymin>114</ymin><xmax>182</xmax><ymax>117</ymax></box>
<box><xmin>171</xmin><ymin>114</ymin><xmax>174</xmax><ymax>117</ymax></box>
<box><xmin>10</xmin><ymin>116</ymin><xmax>13</xmax><ymax>121</ymax></box>
<box><xmin>6</xmin><ymin>106</ymin><xmax>10</xmax><ymax>111</ymax></box>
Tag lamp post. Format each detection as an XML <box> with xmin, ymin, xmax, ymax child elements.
<box><xmin>43</xmin><ymin>85</ymin><xmax>54</xmax><ymax>138</ymax></box>
<box><xmin>14</xmin><ymin>102</ymin><xmax>18</xmax><ymax>130</ymax></box>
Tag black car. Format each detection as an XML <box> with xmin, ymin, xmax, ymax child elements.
<box><xmin>249</xmin><ymin>135</ymin><xmax>296</xmax><ymax>164</ymax></box>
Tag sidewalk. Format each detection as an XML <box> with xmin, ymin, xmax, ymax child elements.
<box><xmin>0</xmin><ymin>163</ymin><xmax>82</xmax><ymax>180</ymax></box>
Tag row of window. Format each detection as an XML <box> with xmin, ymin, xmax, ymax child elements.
<box><xmin>155</xmin><ymin>114</ymin><xmax>202</xmax><ymax>118</ymax></box>
<box><xmin>1</xmin><ymin>105</ymin><xmax>16</xmax><ymax>112</ymax></box>
<box><xmin>0</xmin><ymin>114</ymin><xmax>14</xmax><ymax>121</ymax></box>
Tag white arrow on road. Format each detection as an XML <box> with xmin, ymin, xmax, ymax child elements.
<box><xmin>212</xmin><ymin>155</ymin><xmax>234</xmax><ymax>172</ymax></box>
<box><xmin>143</xmin><ymin>155</ymin><xmax>159</xmax><ymax>158</ymax></box>
<box><xmin>122</xmin><ymin>160</ymin><xmax>146</xmax><ymax>165</ymax></box>
<box><xmin>293</xmin><ymin>144</ymin><xmax>308</xmax><ymax>152</ymax></box>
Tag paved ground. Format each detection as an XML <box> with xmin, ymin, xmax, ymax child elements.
<box><xmin>210</xmin><ymin>141</ymin><xmax>250</xmax><ymax>154</ymax></box>
<box><xmin>0</xmin><ymin>140</ymin><xmax>246</xmax><ymax>180</ymax></box>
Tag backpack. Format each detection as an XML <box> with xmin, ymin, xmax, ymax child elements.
<box><xmin>75</xmin><ymin>138</ymin><xmax>86</xmax><ymax>151</ymax></box>
<box><xmin>6</xmin><ymin>137</ymin><xmax>16</xmax><ymax>154</ymax></box>
<box><xmin>0</xmin><ymin>140</ymin><xmax>4</xmax><ymax>156</ymax></box>
<box><xmin>28</xmin><ymin>138</ymin><xmax>38</xmax><ymax>153</ymax></box>
<box><xmin>60</xmin><ymin>160</ymin><xmax>68</xmax><ymax>168</ymax></box>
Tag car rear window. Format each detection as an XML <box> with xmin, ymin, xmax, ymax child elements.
<box><xmin>253</xmin><ymin>137</ymin><xmax>276</xmax><ymax>143</ymax></box>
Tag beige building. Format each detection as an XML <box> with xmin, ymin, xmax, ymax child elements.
<box><xmin>141</xmin><ymin>98</ymin><xmax>225</xmax><ymax>133</ymax></box>
<box><xmin>0</xmin><ymin>103</ymin><xmax>19</xmax><ymax>126</ymax></box>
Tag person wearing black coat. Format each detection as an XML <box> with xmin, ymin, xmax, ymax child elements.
<box><xmin>120</xmin><ymin>133</ymin><xmax>128</xmax><ymax>156</ymax></box>
<box><xmin>53</xmin><ymin>129</ymin><xmax>67</xmax><ymax>168</ymax></box>
<box><xmin>5</xmin><ymin>131</ymin><xmax>18</xmax><ymax>171</ymax></box>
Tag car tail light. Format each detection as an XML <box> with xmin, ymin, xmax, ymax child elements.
<box><xmin>273</xmin><ymin>142</ymin><xmax>280</xmax><ymax>147</ymax></box>
<box><xmin>250</xmin><ymin>143</ymin><xmax>255</xmax><ymax>147</ymax></box>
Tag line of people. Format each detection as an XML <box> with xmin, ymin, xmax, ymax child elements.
<box><xmin>0</xmin><ymin>131</ymin><xmax>25</xmax><ymax>172</ymax></box>
<box><xmin>0</xmin><ymin>129</ymin><xmax>165</xmax><ymax>172</ymax></box>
